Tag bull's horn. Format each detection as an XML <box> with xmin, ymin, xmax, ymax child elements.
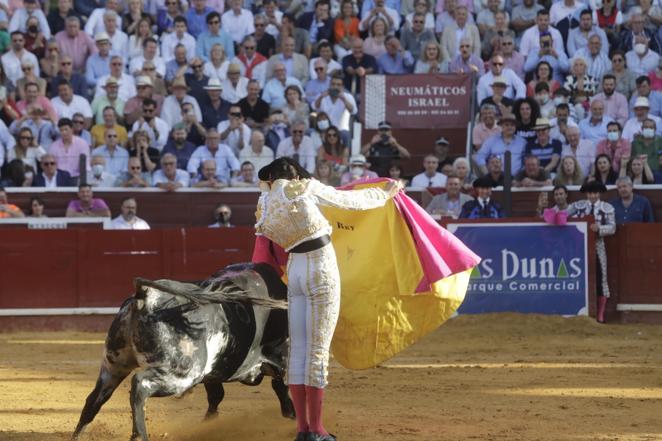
<box><xmin>134</xmin><ymin>277</ymin><xmax>153</xmax><ymax>299</ymax></box>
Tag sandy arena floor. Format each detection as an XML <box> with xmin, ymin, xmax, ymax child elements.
<box><xmin>1</xmin><ymin>314</ymin><xmax>661</xmax><ymax>441</ymax></box>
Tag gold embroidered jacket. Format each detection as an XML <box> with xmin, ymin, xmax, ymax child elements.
<box><xmin>255</xmin><ymin>178</ymin><xmax>393</xmax><ymax>251</ymax></box>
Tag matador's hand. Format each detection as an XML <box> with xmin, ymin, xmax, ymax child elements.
<box><xmin>384</xmin><ymin>180</ymin><xmax>404</xmax><ymax>196</ymax></box>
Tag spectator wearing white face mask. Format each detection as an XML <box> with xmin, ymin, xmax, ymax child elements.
<box><xmin>630</xmin><ymin>118</ymin><xmax>662</xmax><ymax>173</ymax></box>
<box><xmin>340</xmin><ymin>154</ymin><xmax>378</xmax><ymax>185</ymax></box>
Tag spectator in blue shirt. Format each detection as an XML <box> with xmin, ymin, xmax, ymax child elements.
<box><xmin>579</xmin><ymin>99</ymin><xmax>613</xmax><ymax>143</ymax></box>
<box><xmin>195</xmin><ymin>11</ymin><xmax>235</xmax><ymax>62</ymax></box>
<box><xmin>610</xmin><ymin>176</ymin><xmax>655</xmax><ymax>224</ymax></box>
<box><xmin>474</xmin><ymin>113</ymin><xmax>527</xmax><ymax>178</ymax></box>
<box><xmin>524</xmin><ymin>117</ymin><xmax>562</xmax><ymax>173</ymax></box>
<box><xmin>185</xmin><ymin>0</ymin><xmax>214</xmax><ymax>38</ymax></box>
<box><xmin>85</xmin><ymin>32</ymin><xmax>114</xmax><ymax>88</ymax></box>
<box><xmin>377</xmin><ymin>36</ymin><xmax>414</xmax><ymax>74</ymax></box>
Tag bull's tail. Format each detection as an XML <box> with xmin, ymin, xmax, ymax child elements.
<box><xmin>134</xmin><ymin>277</ymin><xmax>288</xmax><ymax>310</ymax></box>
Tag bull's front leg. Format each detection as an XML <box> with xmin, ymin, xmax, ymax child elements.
<box><xmin>203</xmin><ymin>381</ymin><xmax>225</xmax><ymax>419</ymax></box>
<box><xmin>272</xmin><ymin>377</ymin><xmax>295</xmax><ymax>419</ymax></box>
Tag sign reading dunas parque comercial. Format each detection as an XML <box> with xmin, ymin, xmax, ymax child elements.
<box><xmin>447</xmin><ymin>222</ymin><xmax>589</xmax><ymax>316</ymax></box>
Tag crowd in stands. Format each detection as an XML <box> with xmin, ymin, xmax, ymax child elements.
<box><xmin>0</xmin><ymin>0</ymin><xmax>660</xmax><ymax>225</ymax></box>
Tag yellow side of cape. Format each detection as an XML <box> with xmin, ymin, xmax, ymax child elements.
<box><xmin>320</xmin><ymin>194</ymin><xmax>470</xmax><ymax>370</ymax></box>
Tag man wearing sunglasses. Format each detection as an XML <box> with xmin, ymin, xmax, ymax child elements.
<box><xmin>95</xmin><ymin>55</ymin><xmax>137</xmax><ymax>102</ymax></box>
<box><xmin>313</xmin><ymin>73</ymin><xmax>356</xmax><ymax>143</ymax></box>
<box><xmin>477</xmin><ymin>54</ymin><xmax>526</xmax><ymax>104</ymax></box>
<box><xmin>33</xmin><ymin>154</ymin><xmax>74</xmax><ymax>187</ymax></box>
<box><xmin>231</xmin><ymin>36</ymin><xmax>268</xmax><ymax>87</ymax></box>
<box><xmin>275</xmin><ymin>120</ymin><xmax>317</xmax><ymax>174</ymax></box>
<box><xmin>218</xmin><ymin>105</ymin><xmax>251</xmax><ymax>156</ymax></box>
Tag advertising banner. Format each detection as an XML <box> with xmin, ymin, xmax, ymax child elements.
<box><xmin>362</xmin><ymin>74</ymin><xmax>472</xmax><ymax>129</ymax></box>
<box><xmin>446</xmin><ymin>222</ymin><xmax>589</xmax><ymax>315</ymax></box>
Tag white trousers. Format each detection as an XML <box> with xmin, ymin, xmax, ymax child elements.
<box><xmin>286</xmin><ymin>242</ymin><xmax>340</xmax><ymax>388</ymax></box>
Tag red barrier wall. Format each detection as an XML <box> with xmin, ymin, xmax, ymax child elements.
<box><xmin>0</xmin><ymin>227</ymin><xmax>256</xmax><ymax>309</ymax></box>
<box><xmin>0</xmin><ymin>224</ymin><xmax>660</xmax><ymax>330</ymax></box>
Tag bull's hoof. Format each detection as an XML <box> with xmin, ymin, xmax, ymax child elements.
<box><xmin>204</xmin><ymin>411</ymin><xmax>219</xmax><ymax>420</ymax></box>
<box><xmin>281</xmin><ymin>401</ymin><xmax>296</xmax><ymax>419</ymax></box>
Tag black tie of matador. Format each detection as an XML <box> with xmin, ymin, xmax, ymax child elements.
<box><xmin>481</xmin><ymin>200</ymin><xmax>490</xmax><ymax>218</ymax></box>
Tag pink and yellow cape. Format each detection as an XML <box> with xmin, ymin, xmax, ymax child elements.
<box><xmin>252</xmin><ymin>179</ymin><xmax>480</xmax><ymax>369</ymax></box>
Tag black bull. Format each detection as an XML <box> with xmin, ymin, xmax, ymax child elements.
<box><xmin>73</xmin><ymin>263</ymin><xmax>295</xmax><ymax>441</ymax></box>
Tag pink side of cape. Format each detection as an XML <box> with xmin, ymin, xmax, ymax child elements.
<box><xmin>251</xmin><ymin>178</ymin><xmax>481</xmax><ymax>289</ymax></box>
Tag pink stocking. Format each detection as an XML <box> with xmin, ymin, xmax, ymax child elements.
<box><xmin>306</xmin><ymin>385</ymin><xmax>327</xmax><ymax>435</ymax></box>
<box><xmin>289</xmin><ymin>384</ymin><xmax>308</xmax><ymax>433</ymax></box>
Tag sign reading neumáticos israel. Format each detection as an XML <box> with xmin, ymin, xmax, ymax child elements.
<box><xmin>362</xmin><ymin>74</ymin><xmax>472</xmax><ymax>130</ymax></box>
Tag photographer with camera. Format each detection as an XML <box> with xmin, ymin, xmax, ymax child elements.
<box><xmin>361</xmin><ymin>120</ymin><xmax>411</xmax><ymax>177</ymax></box>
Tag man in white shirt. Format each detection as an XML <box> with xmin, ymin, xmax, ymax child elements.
<box><xmin>222</xmin><ymin>0</ymin><xmax>255</xmax><ymax>45</ymax></box>
<box><xmin>549</xmin><ymin>0</ymin><xmax>584</xmax><ymax>26</ymax></box>
<box><xmin>359</xmin><ymin>0</ymin><xmax>401</xmax><ymax>34</ymax></box>
<box><xmin>96</xmin><ymin>56</ymin><xmax>137</xmax><ymax>102</ymax></box>
<box><xmin>88</xmin><ymin>155</ymin><xmax>118</xmax><ymax>187</ymax></box>
<box><xmin>625</xmin><ymin>36</ymin><xmax>661</xmax><ymax>76</ymax></box>
<box><xmin>8</xmin><ymin>0</ymin><xmax>51</xmax><ymax>39</ymax></box>
<box><xmin>129</xmin><ymin>38</ymin><xmax>166</xmax><ymax>78</ymax></box>
<box><xmin>411</xmin><ymin>155</ymin><xmax>448</xmax><ymax>187</ymax></box>
<box><xmin>574</xmin><ymin>34</ymin><xmax>612</xmax><ymax>82</ymax></box>
<box><xmin>520</xmin><ymin>9</ymin><xmax>566</xmax><ymax>59</ymax></box>
<box><xmin>221</xmin><ymin>64</ymin><xmax>249</xmax><ymax>103</ymax></box>
<box><xmin>622</xmin><ymin>97</ymin><xmax>662</xmax><ymax>141</ymax></box>
<box><xmin>84</xmin><ymin>0</ymin><xmax>122</xmax><ymax>36</ymax></box>
<box><xmin>110</xmin><ymin>197</ymin><xmax>151</xmax><ymax>230</ymax></box>
<box><xmin>312</xmin><ymin>74</ymin><xmax>357</xmax><ymax>134</ymax></box>
<box><xmin>1</xmin><ymin>31</ymin><xmax>39</xmax><ymax>86</ymax></box>
<box><xmin>276</xmin><ymin>120</ymin><xmax>316</xmax><ymax>174</ymax></box>
<box><xmin>160</xmin><ymin>77</ymin><xmax>202</xmax><ymax>128</ymax></box>
<box><xmin>217</xmin><ymin>104</ymin><xmax>251</xmax><ymax>156</ymax></box>
<box><xmin>161</xmin><ymin>16</ymin><xmax>196</xmax><ymax>63</ymax></box>
<box><xmin>239</xmin><ymin>130</ymin><xmax>275</xmax><ymax>171</ymax></box>
<box><xmin>154</xmin><ymin>153</ymin><xmax>191</xmax><ymax>189</ymax></box>
<box><xmin>230</xmin><ymin>160</ymin><xmax>259</xmax><ymax>187</ymax></box>
<box><xmin>131</xmin><ymin>98</ymin><xmax>170</xmax><ymax>151</ymax></box>
<box><xmin>476</xmin><ymin>54</ymin><xmax>526</xmax><ymax>103</ymax></box>
<box><xmin>187</xmin><ymin>129</ymin><xmax>240</xmax><ymax>184</ymax></box>
<box><xmin>103</xmin><ymin>11</ymin><xmax>129</xmax><ymax>56</ymax></box>
<box><xmin>51</xmin><ymin>80</ymin><xmax>94</xmax><ymax>124</ymax></box>
<box><xmin>308</xmin><ymin>40</ymin><xmax>342</xmax><ymax>80</ymax></box>
<box><xmin>561</xmin><ymin>125</ymin><xmax>595</xmax><ymax>176</ymax></box>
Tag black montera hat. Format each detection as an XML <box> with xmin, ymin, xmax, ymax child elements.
<box><xmin>258</xmin><ymin>157</ymin><xmax>312</xmax><ymax>182</ymax></box>
<box><xmin>579</xmin><ymin>180</ymin><xmax>608</xmax><ymax>193</ymax></box>
<box><xmin>473</xmin><ymin>176</ymin><xmax>496</xmax><ymax>189</ymax></box>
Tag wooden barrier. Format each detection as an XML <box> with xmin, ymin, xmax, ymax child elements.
<box><xmin>0</xmin><ymin>227</ymin><xmax>255</xmax><ymax>310</ymax></box>
<box><xmin>0</xmin><ymin>222</ymin><xmax>660</xmax><ymax>330</ymax></box>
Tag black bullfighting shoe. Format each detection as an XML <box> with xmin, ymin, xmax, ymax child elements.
<box><xmin>307</xmin><ymin>433</ymin><xmax>337</xmax><ymax>441</ymax></box>
<box><xmin>294</xmin><ymin>432</ymin><xmax>309</xmax><ymax>441</ymax></box>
